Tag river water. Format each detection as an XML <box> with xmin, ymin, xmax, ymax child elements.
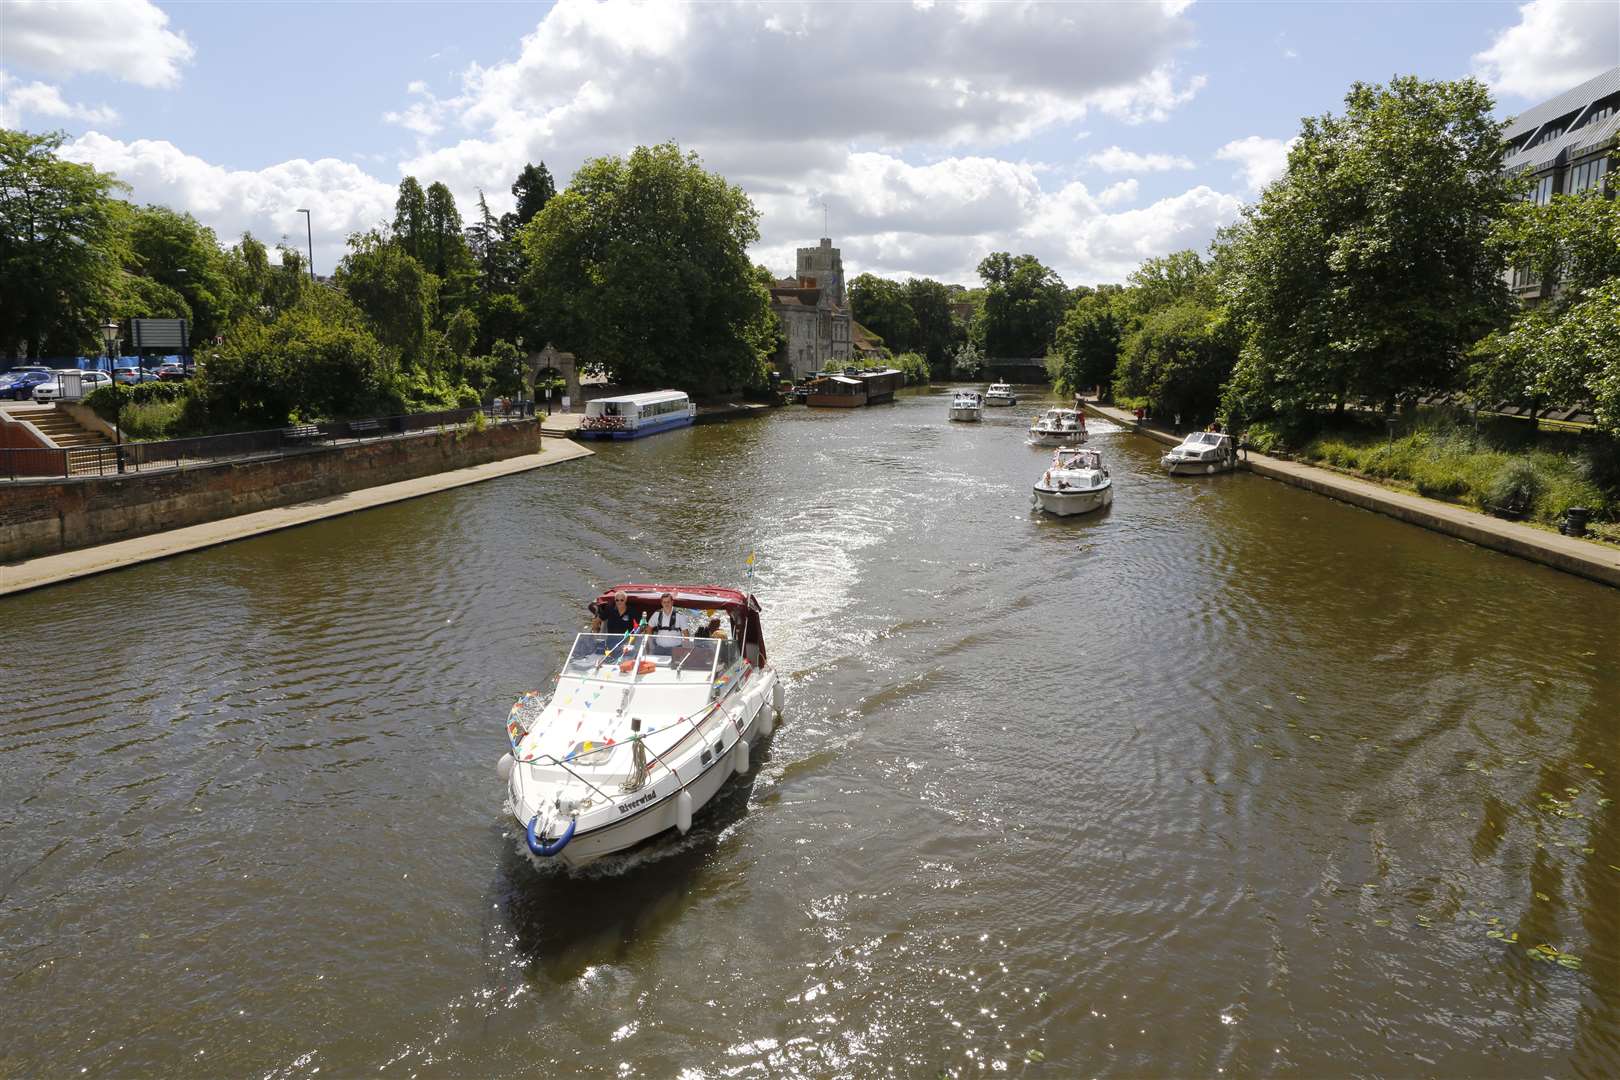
<box><xmin>2</xmin><ymin>389</ymin><xmax>1618</xmax><ymax>1077</ymax></box>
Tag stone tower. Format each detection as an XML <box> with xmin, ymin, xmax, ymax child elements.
<box><xmin>795</xmin><ymin>237</ymin><xmax>845</xmax><ymax>308</ymax></box>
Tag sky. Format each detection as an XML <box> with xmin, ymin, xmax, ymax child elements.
<box><xmin>2</xmin><ymin>0</ymin><xmax>1618</xmax><ymax>288</ymax></box>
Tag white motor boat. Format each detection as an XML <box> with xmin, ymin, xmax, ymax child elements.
<box><xmin>498</xmin><ymin>584</ymin><xmax>784</xmax><ymax>868</ymax></box>
<box><xmin>1033</xmin><ymin>447</ymin><xmax>1113</xmax><ymax>516</ymax></box>
<box><xmin>1027</xmin><ymin>407</ymin><xmax>1087</xmax><ymax>446</ymax></box>
<box><xmin>949</xmin><ymin>390</ymin><xmax>984</xmax><ymax>422</ymax></box>
<box><xmin>985</xmin><ymin>383</ymin><xmax>1018</xmax><ymax>406</ymax></box>
<box><xmin>1161</xmin><ymin>431</ymin><xmax>1237</xmax><ymax>475</ymax></box>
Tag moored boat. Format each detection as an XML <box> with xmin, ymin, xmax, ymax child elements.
<box><xmin>985</xmin><ymin>383</ymin><xmax>1017</xmax><ymax>406</ymax></box>
<box><xmin>1027</xmin><ymin>407</ymin><xmax>1086</xmax><ymax>446</ymax></box>
<box><xmin>1033</xmin><ymin>447</ymin><xmax>1113</xmax><ymax>516</ymax></box>
<box><xmin>577</xmin><ymin>391</ymin><xmax>696</xmax><ymax>439</ymax></box>
<box><xmin>1161</xmin><ymin>431</ymin><xmax>1237</xmax><ymax>475</ymax></box>
<box><xmin>498</xmin><ymin>585</ymin><xmax>784</xmax><ymax>867</ymax></box>
<box><xmin>949</xmin><ymin>390</ymin><xmax>984</xmax><ymax>422</ymax></box>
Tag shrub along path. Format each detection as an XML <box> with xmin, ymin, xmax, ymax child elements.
<box><xmin>1081</xmin><ymin>401</ymin><xmax>1620</xmax><ymax>590</ymax></box>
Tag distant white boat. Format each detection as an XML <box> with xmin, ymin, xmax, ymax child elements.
<box><xmin>1033</xmin><ymin>446</ymin><xmax>1113</xmax><ymax>516</ymax></box>
<box><xmin>1161</xmin><ymin>431</ymin><xmax>1237</xmax><ymax>475</ymax></box>
<box><xmin>578</xmin><ymin>390</ymin><xmax>696</xmax><ymax>440</ymax></box>
<box><xmin>949</xmin><ymin>390</ymin><xmax>984</xmax><ymax>422</ymax></box>
<box><xmin>985</xmin><ymin>383</ymin><xmax>1017</xmax><ymax>406</ymax></box>
<box><xmin>1027</xmin><ymin>407</ymin><xmax>1086</xmax><ymax>446</ymax></box>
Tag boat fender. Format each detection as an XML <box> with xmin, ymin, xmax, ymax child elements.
<box><xmin>675</xmin><ymin>790</ymin><xmax>694</xmax><ymax>835</ymax></box>
<box><xmin>772</xmin><ymin>680</ymin><xmax>785</xmax><ymax>718</ymax></box>
<box><xmin>497</xmin><ymin>752</ymin><xmax>515</xmax><ymax>782</ymax></box>
<box><xmin>525</xmin><ymin>814</ymin><xmax>576</xmax><ymax>857</ymax></box>
<box><xmin>734</xmin><ymin>738</ymin><xmax>750</xmax><ymax>776</ymax></box>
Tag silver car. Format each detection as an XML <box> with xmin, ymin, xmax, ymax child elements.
<box><xmin>33</xmin><ymin>369</ymin><xmax>112</xmax><ymax>403</ymax></box>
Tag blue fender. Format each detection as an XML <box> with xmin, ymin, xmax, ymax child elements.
<box><xmin>526</xmin><ymin>814</ymin><xmax>576</xmax><ymax>857</ymax></box>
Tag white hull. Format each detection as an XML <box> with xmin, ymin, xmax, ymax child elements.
<box><xmin>949</xmin><ymin>406</ymin><xmax>983</xmax><ymax>422</ymax></box>
<box><xmin>1034</xmin><ymin>482</ymin><xmax>1112</xmax><ymax>516</ymax></box>
<box><xmin>507</xmin><ymin>667</ymin><xmax>780</xmax><ymax>868</ymax></box>
<box><xmin>1163</xmin><ymin>457</ymin><xmax>1236</xmax><ymax>476</ymax></box>
<box><xmin>985</xmin><ymin>396</ymin><xmax>1016</xmax><ymax>406</ymax></box>
<box><xmin>1027</xmin><ymin>429</ymin><xmax>1087</xmax><ymax>447</ymax></box>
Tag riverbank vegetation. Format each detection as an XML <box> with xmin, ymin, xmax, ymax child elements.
<box><xmin>1</xmin><ymin>130</ymin><xmax>777</xmax><ymax>436</ymax></box>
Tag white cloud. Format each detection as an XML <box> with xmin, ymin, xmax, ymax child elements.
<box><xmin>0</xmin><ymin>71</ymin><xmax>118</xmax><ymax>127</ymax></box>
<box><xmin>2</xmin><ymin>0</ymin><xmax>194</xmax><ymax>88</ymax></box>
<box><xmin>1215</xmin><ymin>135</ymin><xmax>1295</xmax><ymax>192</ymax></box>
<box><xmin>57</xmin><ymin>0</ymin><xmax>1236</xmax><ymax>285</ymax></box>
<box><xmin>1087</xmin><ymin>145</ymin><xmax>1195</xmax><ymax>173</ymax></box>
<box><xmin>1473</xmin><ymin>0</ymin><xmax>1619</xmax><ymax>99</ymax></box>
<box><xmin>62</xmin><ymin>132</ymin><xmax>396</xmax><ymax>271</ymax></box>
<box><xmin>1097</xmin><ymin>179</ymin><xmax>1139</xmax><ymax>206</ymax></box>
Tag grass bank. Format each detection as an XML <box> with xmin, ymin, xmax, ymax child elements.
<box><xmin>1246</xmin><ymin>409</ymin><xmax>1618</xmax><ymax>538</ymax></box>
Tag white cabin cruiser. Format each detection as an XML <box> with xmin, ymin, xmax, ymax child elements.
<box><xmin>498</xmin><ymin>585</ymin><xmax>783</xmax><ymax>868</ymax></box>
<box><xmin>1161</xmin><ymin>431</ymin><xmax>1237</xmax><ymax>475</ymax></box>
<box><xmin>1033</xmin><ymin>447</ymin><xmax>1113</xmax><ymax>516</ymax></box>
<box><xmin>1027</xmin><ymin>407</ymin><xmax>1087</xmax><ymax>446</ymax></box>
<box><xmin>949</xmin><ymin>390</ymin><xmax>984</xmax><ymax>422</ymax></box>
<box><xmin>985</xmin><ymin>383</ymin><xmax>1018</xmax><ymax>406</ymax></box>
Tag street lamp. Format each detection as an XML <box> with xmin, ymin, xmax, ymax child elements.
<box><xmin>101</xmin><ymin>320</ymin><xmax>125</xmax><ymax>473</ymax></box>
<box><xmin>296</xmin><ymin>208</ymin><xmax>315</xmax><ymax>280</ymax></box>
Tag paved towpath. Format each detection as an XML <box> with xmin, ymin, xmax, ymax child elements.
<box><xmin>0</xmin><ymin>442</ymin><xmax>594</xmax><ymax>597</ymax></box>
<box><xmin>1080</xmin><ymin>400</ymin><xmax>1620</xmax><ymax>589</ymax></box>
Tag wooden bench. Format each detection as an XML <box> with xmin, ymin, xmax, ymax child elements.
<box><xmin>347</xmin><ymin>419</ymin><xmax>383</xmax><ymax>438</ymax></box>
<box><xmin>280</xmin><ymin>423</ymin><xmax>322</xmax><ymax>445</ymax></box>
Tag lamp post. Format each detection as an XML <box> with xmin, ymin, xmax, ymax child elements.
<box><xmin>102</xmin><ymin>320</ymin><xmax>125</xmax><ymax>473</ymax></box>
<box><xmin>296</xmin><ymin>209</ymin><xmax>315</xmax><ymax>280</ymax></box>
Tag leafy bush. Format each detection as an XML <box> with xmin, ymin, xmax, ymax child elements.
<box><xmin>1487</xmin><ymin>458</ymin><xmax>1543</xmax><ymax>514</ymax></box>
<box><xmin>118</xmin><ymin>399</ymin><xmax>187</xmax><ymax>439</ymax></box>
<box><xmin>892</xmin><ymin>351</ymin><xmax>930</xmax><ymax>384</ymax></box>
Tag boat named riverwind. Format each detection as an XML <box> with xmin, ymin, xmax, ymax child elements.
<box><xmin>1033</xmin><ymin>447</ymin><xmax>1112</xmax><ymax>516</ymax></box>
<box><xmin>949</xmin><ymin>390</ymin><xmax>984</xmax><ymax>422</ymax></box>
<box><xmin>577</xmin><ymin>391</ymin><xmax>696</xmax><ymax>440</ymax></box>
<box><xmin>1161</xmin><ymin>431</ymin><xmax>1237</xmax><ymax>475</ymax></box>
<box><xmin>498</xmin><ymin>585</ymin><xmax>783</xmax><ymax>868</ymax></box>
<box><xmin>1027</xmin><ymin>407</ymin><xmax>1086</xmax><ymax>446</ymax></box>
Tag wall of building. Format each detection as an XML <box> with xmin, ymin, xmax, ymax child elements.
<box><xmin>0</xmin><ymin>420</ymin><xmax>542</xmax><ymax>563</ymax></box>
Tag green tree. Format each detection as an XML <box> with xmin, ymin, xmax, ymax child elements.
<box><xmin>0</xmin><ymin>129</ymin><xmax>128</xmax><ymax>357</ymax></box>
<box><xmin>334</xmin><ymin>229</ymin><xmax>437</xmax><ymax>366</ymax></box>
<box><xmin>201</xmin><ymin>286</ymin><xmax>396</xmax><ymax>425</ymax></box>
<box><xmin>904</xmin><ymin>278</ymin><xmax>961</xmax><ymax>373</ymax></box>
<box><xmin>1053</xmin><ymin>288</ymin><xmax>1125</xmax><ymax>397</ymax></box>
<box><xmin>124</xmin><ymin>204</ymin><xmax>235</xmax><ymax>342</ymax></box>
<box><xmin>1472</xmin><ymin>186</ymin><xmax>1620</xmax><ymax>432</ymax></box>
<box><xmin>510</xmin><ymin>162</ymin><xmax>555</xmax><ymax>228</ymax></box>
<box><xmin>975</xmin><ymin>252</ymin><xmax>1067</xmax><ymax>357</ymax></box>
<box><xmin>848</xmin><ymin>273</ymin><xmax>918</xmax><ymax>352</ymax></box>
<box><xmin>392</xmin><ymin>176</ymin><xmax>428</xmax><ymax>260</ymax></box>
<box><xmin>522</xmin><ymin>142</ymin><xmax>776</xmax><ymax>391</ymax></box>
<box><xmin>1117</xmin><ymin>300</ymin><xmax>1240</xmax><ymax>424</ymax></box>
<box><xmin>1221</xmin><ymin>76</ymin><xmax>1516</xmax><ymax>420</ymax></box>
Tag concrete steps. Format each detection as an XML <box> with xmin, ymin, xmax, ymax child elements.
<box><xmin>6</xmin><ymin>405</ymin><xmax>113</xmax><ymax>448</ymax></box>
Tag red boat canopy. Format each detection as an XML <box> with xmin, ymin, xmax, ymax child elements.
<box><xmin>591</xmin><ymin>584</ymin><xmax>767</xmax><ymax>662</ymax></box>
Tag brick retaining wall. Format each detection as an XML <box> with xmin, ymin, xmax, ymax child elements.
<box><xmin>0</xmin><ymin>420</ymin><xmax>541</xmax><ymax>563</ymax></box>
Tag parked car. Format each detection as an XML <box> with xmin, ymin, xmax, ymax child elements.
<box><xmin>2</xmin><ymin>368</ymin><xmax>55</xmax><ymax>400</ymax></box>
<box><xmin>155</xmin><ymin>362</ymin><xmax>190</xmax><ymax>381</ymax></box>
<box><xmin>114</xmin><ymin>366</ymin><xmax>161</xmax><ymax>385</ymax></box>
<box><xmin>33</xmin><ymin>369</ymin><xmax>112</xmax><ymax>403</ymax></box>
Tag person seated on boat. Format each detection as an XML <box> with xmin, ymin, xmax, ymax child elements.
<box><xmin>591</xmin><ymin>590</ymin><xmax>637</xmax><ymax>636</ymax></box>
<box><xmin>645</xmin><ymin>592</ymin><xmax>690</xmax><ymax>653</ymax></box>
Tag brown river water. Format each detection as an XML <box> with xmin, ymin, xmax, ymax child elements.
<box><xmin>2</xmin><ymin>388</ymin><xmax>1618</xmax><ymax>1078</ymax></box>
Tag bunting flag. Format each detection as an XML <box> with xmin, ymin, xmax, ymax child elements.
<box><xmin>745</xmin><ymin>552</ymin><xmax>755</xmax><ymax>579</ymax></box>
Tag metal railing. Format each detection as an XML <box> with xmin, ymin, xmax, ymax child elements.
<box><xmin>2</xmin><ymin>404</ymin><xmax>534</xmax><ymax>481</ymax></box>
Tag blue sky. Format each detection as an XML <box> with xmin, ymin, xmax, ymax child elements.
<box><xmin>3</xmin><ymin>0</ymin><xmax>1616</xmax><ymax>284</ymax></box>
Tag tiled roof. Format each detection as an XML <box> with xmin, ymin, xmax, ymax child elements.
<box><xmin>1503</xmin><ymin>66</ymin><xmax>1620</xmax><ymax>140</ymax></box>
<box><xmin>770</xmin><ymin>287</ymin><xmax>822</xmax><ymax>309</ymax></box>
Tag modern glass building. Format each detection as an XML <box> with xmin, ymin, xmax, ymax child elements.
<box><xmin>1500</xmin><ymin>66</ymin><xmax>1619</xmax><ymax>299</ymax></box>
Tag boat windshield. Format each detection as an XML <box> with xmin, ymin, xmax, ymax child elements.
<box><xmin>563</xmin><ymin>633</ymin><xmax>727</xmax><ymax>683</ymax></box>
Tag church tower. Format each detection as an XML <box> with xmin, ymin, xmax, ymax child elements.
<box><xmin>795</xmin><ymin>237</ymin><xmax>846</xmax><ymax>308</ymax></box>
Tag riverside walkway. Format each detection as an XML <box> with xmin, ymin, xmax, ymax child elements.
<box><xmin>1081</xmin><ymin>400</ymin><xmax>1620</xmax><ymax>589</ymax></box>
<box><xmin>0</xmin><ymin>441</ymin><xmax>592</xmax><ymax>597</ymax></box>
